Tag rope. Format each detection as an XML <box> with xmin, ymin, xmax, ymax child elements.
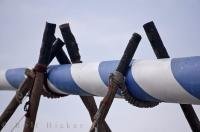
<box><xmin>111</xmin><ymin>71</ymin><xmax>159</xmax><ymax>108</ymax></box>
<box><xmin>42</xmin><ymin>73</ymin><xmax>67</xmax><ymax>98</ymax></box>
<box><xmin>34</xmin><ymin>64</ymin><xmax>67</xmax><ymax>98</ymax></box>
<box><xmin>33</xmin><ymin>64</ymin><xmax>47</xmax><ymax>73</ymax></box>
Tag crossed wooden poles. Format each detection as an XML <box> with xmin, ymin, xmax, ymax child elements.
<box><xmin>0</xmin><ymin>22</ymin><xmax>110</xmax><ymax>132</ymax></box>
<box><xmin>89</xmin><ymin>21</ymin><xmax>200</xmax><ymax>132</ymax></box>
<box><xmin>0</xmin><ymin>21</ymin><xmax>199</xmax><ymax>132</ymax></box>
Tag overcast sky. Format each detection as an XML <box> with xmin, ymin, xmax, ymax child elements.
<box><xmin>0</xmin><ymin>0</ymin><xmax>200</xmax><ymax>132</ymax></box>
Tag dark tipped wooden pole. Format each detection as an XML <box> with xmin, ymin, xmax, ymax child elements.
<box><xmin>181</xmin><ymin>104</ymin><xmax>200</xmax><ymax>132</ymax></box>
<box><xmin>143</xmin><ymin>22</ymin><xmax>169</xmax><ymax>58</ymax></box>
<box><xmin>59</xmin><ymin>23</ymin><xmax>111</xmax><ymax>132</ymax></box>
<box><xmin>90</xmin><ymin>33</ymin><xmax>141</xmax><ymax>132</ymax></box>
<box><xmin>0</xmin><ymin>69</ymin><xmax>35</xmax><ymax>131</ymax></box>
<box><xmin>49</xmin><ymin>38</ymin><xmax>71</xmax><ymax>64</ymax></box>
<box><xmin>23</xmin><ymin>22</ymin><xmax>56</xmax><ymax>132</ymax></box>
<box><xmin>143</xmin><ymin>21</ymin><xmax>200</xmax><ymax>132</ymax></box>
<box><xmin>0</xmin><ymin>28</ymin><xmax>65</xmax><ymax>132</ymax></box>
<box><xmin>41</xmin><ymin>38</ymin><xmax>71</xmax><ymax>98</ymax></box>
<box><xmin>59</xmin><ymin>23</ymin><xmax>81</xmax><ymax>63</ymax></box>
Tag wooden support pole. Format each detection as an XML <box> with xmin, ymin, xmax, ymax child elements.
<box><xmin>143</xmin><ymin>21</ymin><xmax>200</xmax><ymax>132</ymax></box>
<box><xmin>59</xmin><ymin>23</ymin><xmax>81</xmax><ymax>63</ymax></box>
<box><xmin>59</xmin><ymin>23</ymin><xmax>111</xmax><ymax>132</ymax></box>
<box><xmin>90</xmin><ymin>33</ymin><xmax>141</xmax><ymax>132</ymax></box>
<box><xmin>23</xmin><ymin>22</ymin><xmax>56</xmax><ymax>132</ymax></box>
<box><xmin>23</xmin><ymin>72</ymin><xmax>44</xmax><ymax>131</ymax></box>
<box><xmin>0</xmin><ymin>26</ymin><xmax>64</xmax><ymax>132</ymax></box>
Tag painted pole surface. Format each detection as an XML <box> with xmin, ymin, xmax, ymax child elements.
<box><xmin>0</xmin><ymin>56</ymin><xmax>200</xmax><ymax>104</ymax></box>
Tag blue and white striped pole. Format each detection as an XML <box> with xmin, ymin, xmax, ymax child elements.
<box><xmin>0</xmin><ymin>56</ymin><xmax>200</xmax><ymax>104</ymax></box>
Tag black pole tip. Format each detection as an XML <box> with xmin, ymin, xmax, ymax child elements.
<box><xmin>132</xmin><ymin>33</ymin><xmax>142</xmax><ymax>42</ymax></box>
<box><xmin>59</xmin><ymin>23</ymin><xmax>70</xmax><ymax>29</ymax></box>
<box><xmin>59</xmin><ymin>22</ymin><xmax>76</xmax><ymax>43</ymax></box>
<box><xmin>45</xmin><ymin>22</ymin><xmax>56</xmax><ymax>31</ymax></box>
<box><xmin>42</xmin><ymin>22</ymin><xmax>56</xmax><ymax>42</ymax></box>
<box><xmin>143</xmin><ymin>21</ymin><xmax>155</xmax><ymax>28</ymax></box>
<box><xmin>43</xmin><ymin>22</ymin><xmax>56</xmax><ymax>37</ymax></box>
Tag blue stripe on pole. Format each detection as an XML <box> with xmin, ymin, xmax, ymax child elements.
<box><xmin>47</xmin><ymin>65</ymin><xmax>91</xmax><ymax>96</ymax></box>
<box><xmin>98</xmin><ymin>60</ymin><xmax>122</xmax><ymax>96</ymax></box>
<box><xmin>125</xmin><ymin>67</ymin><xmax>160</xmax><ymax>102</ymax></box>
<box><xmin>171</xmin><ymin>56</ymin><xmax>200</xmax><ymax>100</ymax></box>
<box><xmin>5</xmin><ymin>68</ymin><xmax>26</xmax><ymax>89</ymax></box>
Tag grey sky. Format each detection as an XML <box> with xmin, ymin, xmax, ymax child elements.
<box><xmin>0</xmin><ymin>0</ymin><xmax>200</xmax><ymax>132</ymax></box>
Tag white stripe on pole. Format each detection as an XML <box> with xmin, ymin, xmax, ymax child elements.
<box><xmin>132</xmin><ymin>59</ymin><xmax>200</xmax><ymax>104</ymax></box>
<box><xmin>71</xmin><ymin>62</ymin><xmax>109</xmax><ymax>97</ymax></box>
